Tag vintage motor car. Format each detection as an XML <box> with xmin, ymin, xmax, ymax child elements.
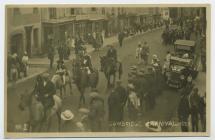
<box><xmin>165</xmin><ymin>56</ymin><xmax>193</xmax><ymax>88</ymax></box>
<box><xmin>174</xmin><ymin>39</ymin><xmax>195</xmax><ymax>56</ymax></box>
<box><xmin>174</xmin><ymin>39</ymin><xmax>199</xmax><ymax>79</ymax></box>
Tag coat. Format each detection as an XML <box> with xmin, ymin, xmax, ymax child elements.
<box><xmin>118</xmin><ymin>32</ymin><xmax>124</xmax><ymax>41</ymax></box>
<box><xmin>108</xmin><ymin>86</ymin><xmax>127</xmax><ymax>122</ymax></box>
<box><xmin>108</xmin><ymin>92</ymin><xmax>124</xmax><ymax>122</ymax></box>
<box><xmin>115</xmin><ymin>85</ymin><xmax>128</xmax><ymax>106</ymax></box>
<box><xmin>177</xmin><ymin>95</ymin><xmax>190</xmax><ymax>121</ymax></box>
<box><xmin>58</xmin><ymin>46</ymin><xmax>64</xmax><ymax>57</ymax></box>
<box><xmin>88</xmin><ymin>97</ymin><xmax>105</xmax><ymax>131</ymax></box>
<box><xmin>48</xmin><ymin>46</ymin><xmax>55</xmax><ymax>59</ymax></box>
<box><xmin>106</xmin><ymin>48</ymin><xmax>117</xmax><ymax>61</ymax></box>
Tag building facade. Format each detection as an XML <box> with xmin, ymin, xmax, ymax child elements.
<box><xmin>7</xmin><ymin>7</ymin><xmax>163</xmax><ymax>57</ymax></box>
<box><xmin>7</xmin><ymin>8</ymin><xmax>42</xmax><ymax>57</ymax></box>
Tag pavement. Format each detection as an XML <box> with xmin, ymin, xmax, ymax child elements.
<box><xmin>6</xmin><ymin>27</ymin><xmax>206</xmax><ymax>132</ymax></box>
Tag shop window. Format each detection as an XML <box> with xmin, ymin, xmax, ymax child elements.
<box><xmin>13</xmin><ymin>8</ymin><xmax>20</xmax><ymax>16</ymax></box>
<box><xmin>49</xmin><ymin>8</ymin><xmax>57</xmax><ymax>19</ymax></box>
<box><xmin>33</xmin><ymin>8</ymin><xmax>39</xmax><ymax>14</ymax></box>
<box><xmin>70</xmin><ymin>8</ymin><xmax>75</xmax><ymax>15</ymax></box>
<box><xmin>91</xmin><ymin>7</ymin><xmax>96</xmax><ymax>12</ymax></box>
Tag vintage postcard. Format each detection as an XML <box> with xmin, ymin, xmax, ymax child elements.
<box><xmin>5</xmin><ymin>4</ymin><xmax>210</xmax><ymax>138</ymax></box>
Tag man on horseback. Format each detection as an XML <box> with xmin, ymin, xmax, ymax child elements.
<box><xmin>81</xmin><ymin>52</ymin><xmax>93</xmax><ymax>75</ymax></box>
<box><xmin>106</xmin><ymin>45</ymin><xmax>118</xmax><ymax>70</ymax></box>
<box><xmin>40</xmin><ymin>73</ymin><xmax>56</xmax><ymax>121</ymax></box>
<box><xmin>106</xmin><ymin>45</ymin><xmax>117</xmax><ymax>61</ymax></box>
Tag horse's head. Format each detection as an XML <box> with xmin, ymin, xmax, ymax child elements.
<box><xmin>18</xmin><ymin>91</ymin><xmax>32</xmax><ymax>111</ymax></box>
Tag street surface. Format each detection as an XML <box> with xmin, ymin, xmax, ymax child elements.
<box><xmin>7</xmin><ymin>28</ymin><xmax>206</xmax><ymax>132</ymax></box>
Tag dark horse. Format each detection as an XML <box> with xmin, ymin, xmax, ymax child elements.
<box><xmin>72</xmin><ymin>57</ymin><xmax>99</xmax><ymax>107</ymax></box>
<box><xmin>100</xmin><ymin>56</ymin><xmax>122</xmax><ymax>88</ymax></box>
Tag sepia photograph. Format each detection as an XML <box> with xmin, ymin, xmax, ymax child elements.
<box><xmin>4</xmin><ymin>4</ymin><xmax>210</xmax><ymax>137</ymax></box>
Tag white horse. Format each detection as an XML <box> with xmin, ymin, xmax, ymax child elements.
<box><xmin>51</xmin><ymin>71</ymin><xmax>73</xmax><ymax>98</ymax></box>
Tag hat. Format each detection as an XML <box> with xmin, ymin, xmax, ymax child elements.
<box><xmin>78</xmin><ymin>108</ymin><xmax>90</xmax><ymax>114</ymax></box>
<box><xmin>61</xmin><ymin>110</ymin><xmax>74</xmax><ymax>121</ymax></box>
<box><xmin>76</xmin><ymin>122</ymin><xmax>84</xmax><ymax>131</ymax></box>
<box><xmin>145</xmin><ymin>121</ymin><xmax>162</xmax><ymax>132</ymax></box>
<box><xmin>153</xmin><ymin>63</ymin><xmax>159</xmax><ymax>67</ymax></box>
<box><xmin>137</xmin><ymin>72</ymin><xmax>144</xmax><ymax>76</ymax></box>
<box><xmin>128</xmin><ymin>83</ymin><xmax>135</xmax><ymax>89</ymax></box>
<box><xmin>89</xmin><ymin>91</ymin><xmax>99</xmax><ymax>98</ymax></box>
<box><xmin>116</xmin><ymin>79</ymin><xmax>122</xmax><ymax>83</ymax></box>
<box><xmin>153</xmin><ymin>54</ymin><xmax>158</xmax><ymax>59</ymax></box>
<box><xmin>130</xmin><ymin>66</ymin><xmax>137</xmax><ymax>70</ymax></box>
<box><xmin>42</xmin><ymin>73</ymin><xmax>50</xmax><ymax>78</ymax></box>
<box><xmin>130</xmin><ymin>70</ymin><xmax>137</xmax><ymax>74</ymax></box>
<box><xmin>139</xmin><ymin>68</ymin><xmax>145</xmax><ymax>73</ymax></box>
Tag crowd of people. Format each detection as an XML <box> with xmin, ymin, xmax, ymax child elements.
<box><xmin>162</xmin><ymin>16</ymin><xmax>204</xmax><ymax>45</ymax></box>
<box><xmin>13</xmin><ymin>15</ymin><xmax>207</xmax><ymax>132</ymax></box>
<box><xmin>178</xmin><ymin>85</ymin><xmax>206</xmax><ymax>132</ymax></box>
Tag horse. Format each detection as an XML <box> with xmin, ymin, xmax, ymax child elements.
<box><xmin>18</xmin><ymin>90</ymin><xmax>62</xmax><ymax>132</ymax></box>
<box><xmin>72</xmin><ymin>59</ymin><xmax>99</xmax><ymax>107</ymax></box>
<box><xmin>51</xmin><ymin>74</ymin><xmax>64</xmax><ymax>98</ymax></box>
<box><xmin>100</xmin><ymin>56</ymin><xmax>122</xmax><ymax>88</ymax></box>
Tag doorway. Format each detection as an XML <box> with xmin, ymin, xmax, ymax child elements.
<box><xmin>10</xmin><ymin>33</ymin><xmax>23</xmax><ymax>56</ymax></box>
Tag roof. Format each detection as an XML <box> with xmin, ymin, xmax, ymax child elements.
<box><xmin>174</xmin><ymin>40</ymin><xmax>195</xmax><ymax>47</ymax></box>
<box><xmin>170</xmin><ymin>56</ymin><xmax>192</xmax><ymax>63</ymax></box>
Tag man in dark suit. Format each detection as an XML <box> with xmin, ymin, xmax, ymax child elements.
<box><xmin>177</xmin><ymin>94</ymin><xmax>190</xmax><ymax>132</ymax></box>
<box><xmin>108</xmin><ymin>89</ymin><xmax>123</xmax><ymax>132</ymax></box>
<box><xmin>118</xmin><ymin>31</ymin><xmax>125</xmax><ymax>47</ymax></box>
<box><xmin>41</xmin><ymin>73</ymin><xmax>56</xmax><ymax>120</ymax></box>
<box><xmin>58</xmin><ymin>42</ymin><xmax>64</xmax><ymax>61</ymax></box>
<box><xmin>48</xmin><ymin>41</ymin><xmax>55</xmax><ymax>69</ymax></box>
<box><xmin>106</xmin><ymin>45</ymin><xmax>117</xmax><ymax>61</ymax></box>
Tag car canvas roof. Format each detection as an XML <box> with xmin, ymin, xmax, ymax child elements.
<box><xmin>174</xmin><ymin>40</ymin><xmax>195</xmax><ymax>47</ymax></box>
<box><xmin>170</xmin><ymin>56</ymin><xmax>192</xmax><ymax>63</ymax></box>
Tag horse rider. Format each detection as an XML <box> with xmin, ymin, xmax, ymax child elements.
<box><xmin>106</xmin><ymin>45</ymin><xmax>117</xmax><ymax>62</ymax></box>
<box><xmin>82</xmin><ymin>52</ymin><xmax>93</xmax><ymax>75</ymax></box>
<box><xmin>40</xmin><ymin>73</ymin><xmax>56</xmax><ymax>121</ymax></box>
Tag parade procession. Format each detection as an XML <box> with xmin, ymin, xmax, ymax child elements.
<box><xmin>6</xmin><ymin>6</ymin><xmax>208</xmax><ymax>134</ymax></box>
